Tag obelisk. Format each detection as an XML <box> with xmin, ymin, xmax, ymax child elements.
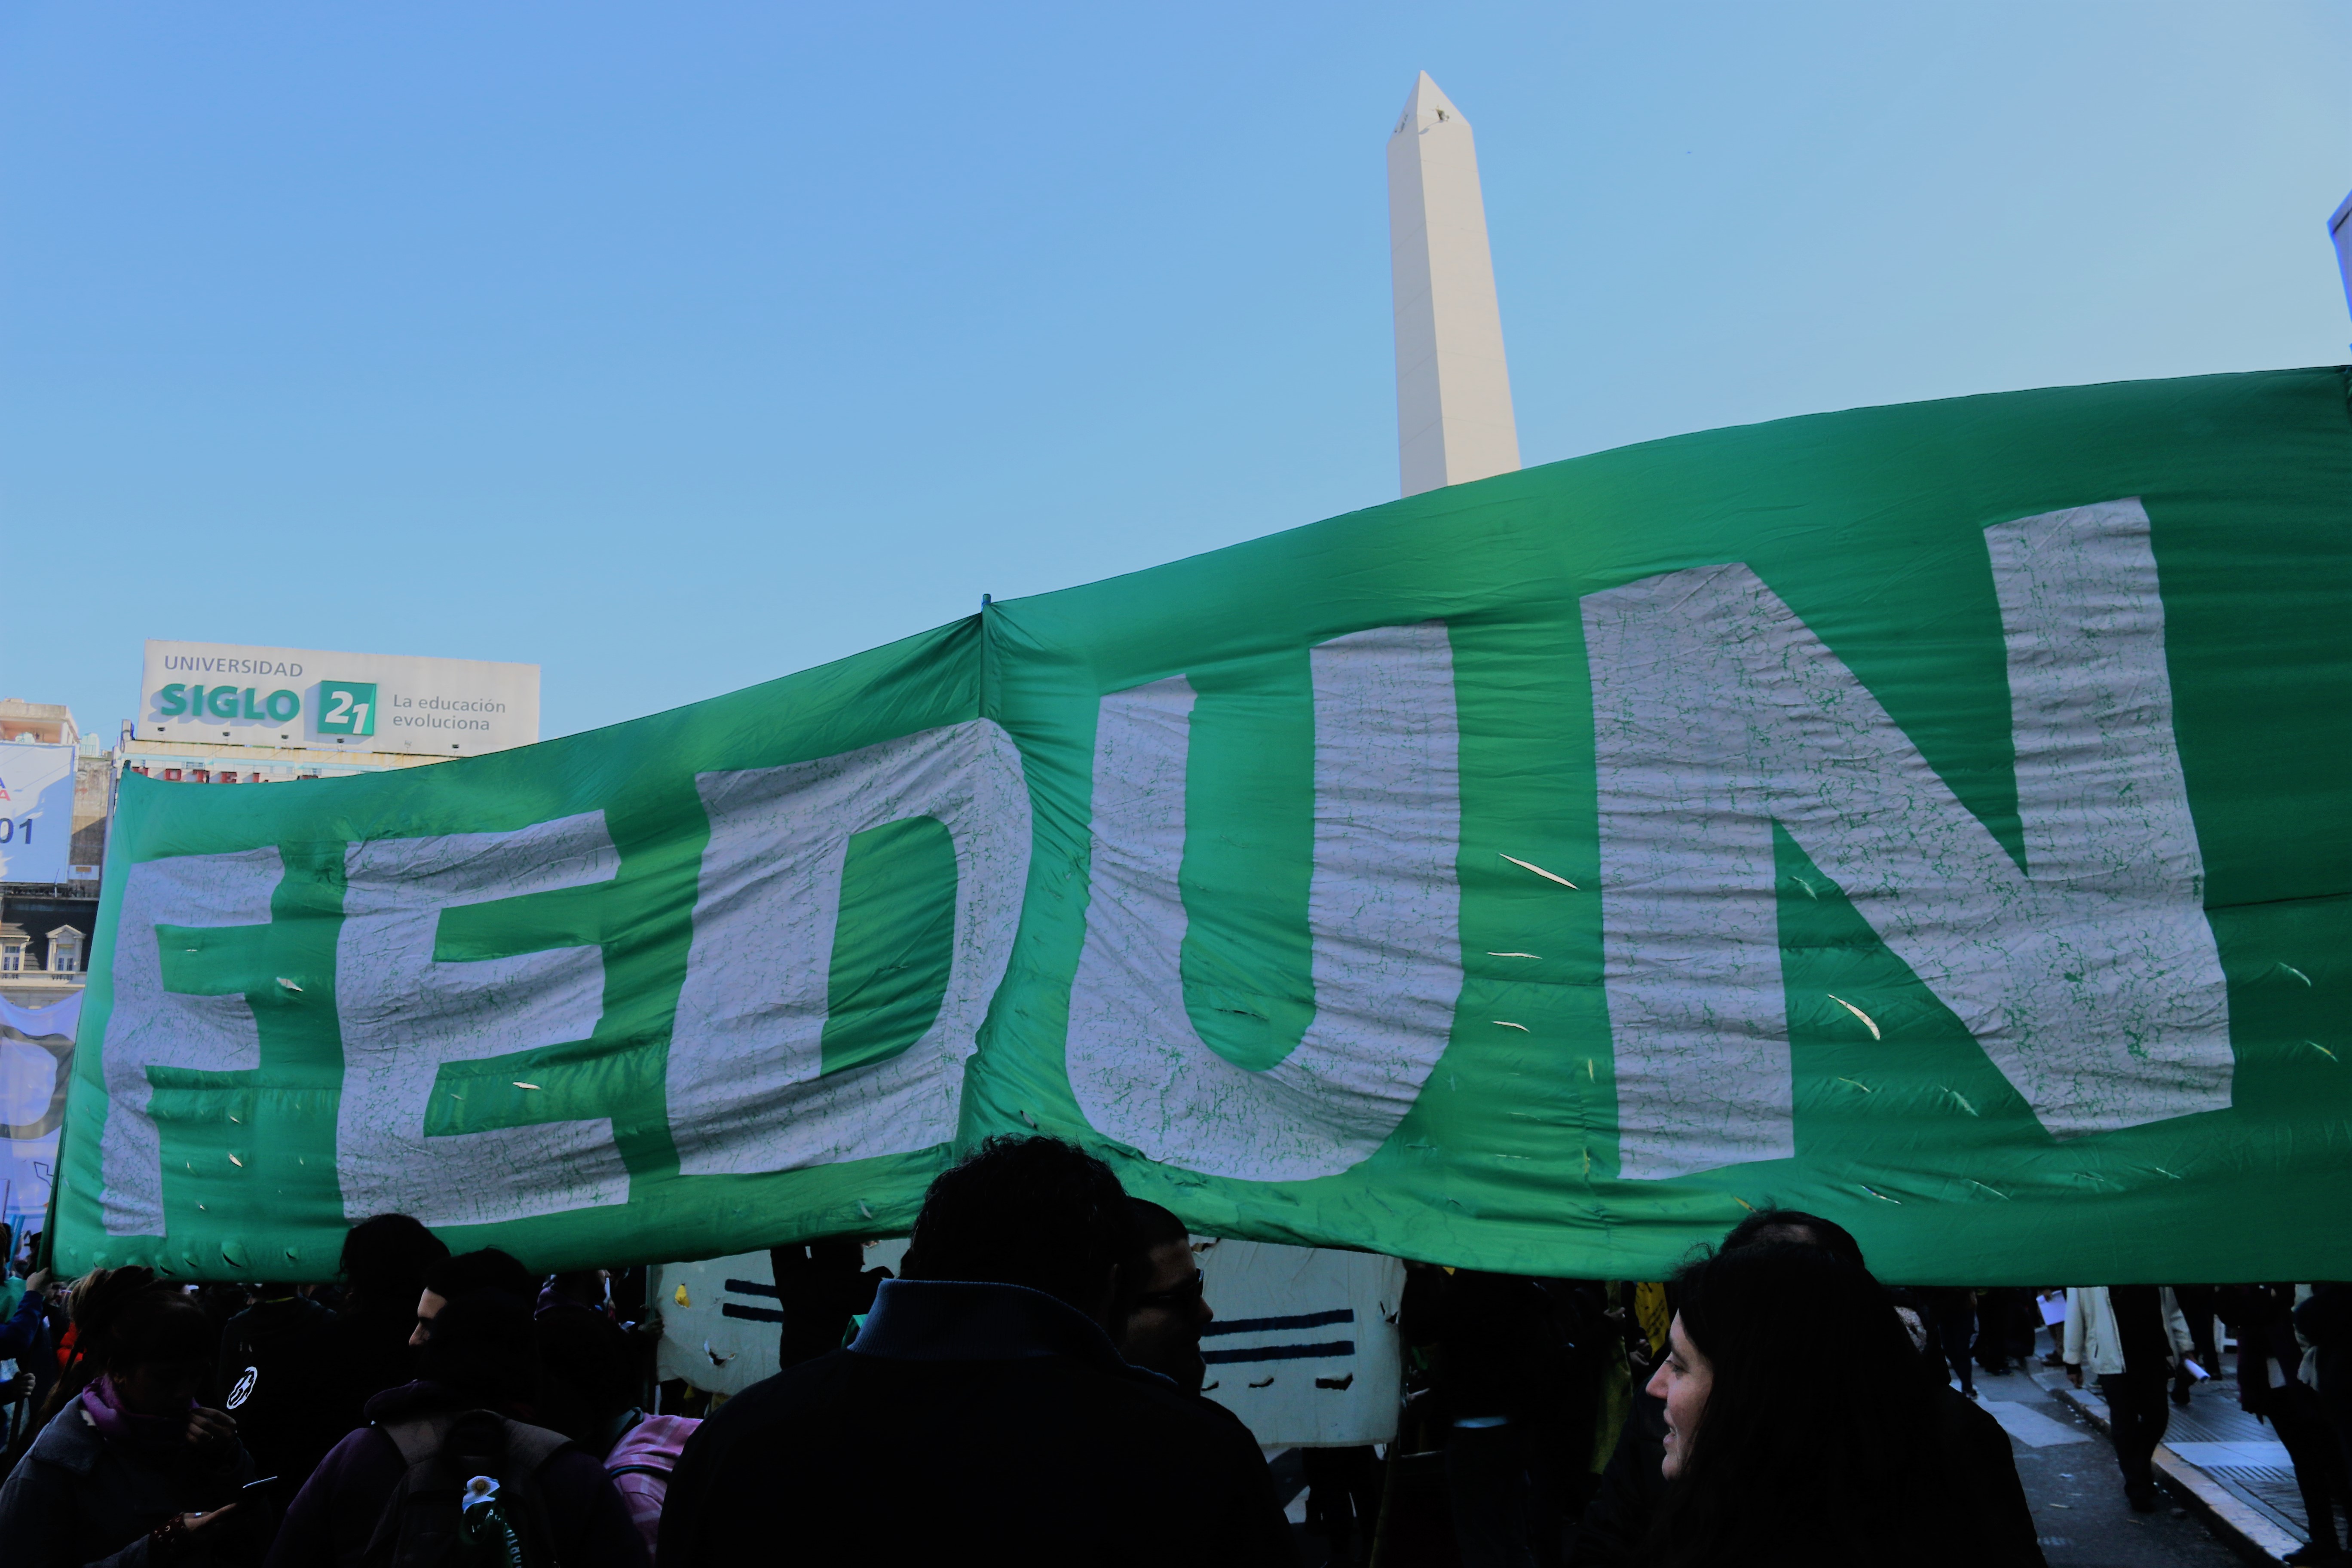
<box><xmin>1387</xmin><ymin>72</ymin><xmax>1521</xmax><ymax>497</ymax></box>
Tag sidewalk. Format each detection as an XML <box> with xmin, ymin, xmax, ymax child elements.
<box><xmin>2033</xmin><ymin>1361</ymin><xmax>2338</xmax><ymax>1563</ymax></box>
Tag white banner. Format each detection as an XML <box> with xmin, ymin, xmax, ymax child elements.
<box><xmin>1197</xmin><ymin>1239</ymin><xmax>1404</xmax><ymax>1448</ymax></box>
<box><xmin>651</xmin><ymin>1237</ymin><xmax>1402</xmax><ymax>1449</ymax></box>
<box><xmin>652</xmin><ymin>1251</ymin><xmax>785</xmax><ymax>1397</ymax></box>
<box><xmin>0</xmin><ymin>744</ymin><xmax>76</xmax><ymax>884</ymax></box>
<box><xmin>0</xmin><ymin>992</ymin><xmax>77</xmax><ymax>1235</ymax></box>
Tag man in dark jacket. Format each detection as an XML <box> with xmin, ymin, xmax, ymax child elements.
<box><xmin>660</xmin><ymin>1136</ymin><xmax>1294</xmax><ymax>1568</ymax></box>
<box><xmin>214</xmin><ymin>1286</ymin><xmax>343</xmax><ymax>1495</ymax></box>
<box><xmin>2297</xmin><ymin>1284</ymin><xmax>2352</xmax><ymax>1499</ymax></box>
<box><xmin>318</xmin><ymin>1215</ymin><xmax>447</xmax><ymax>1445</ymax></box>
<box><xmin>265</xmin><ymin>1289</ymin><xmax>646</xmax><ymax>1568</ymax></box>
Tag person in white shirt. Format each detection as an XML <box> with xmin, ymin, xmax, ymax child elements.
<box><xmin>2063</xmin><ymin>1286</ymin><xmax>2193</xmax><ymax>1513</ymax></box>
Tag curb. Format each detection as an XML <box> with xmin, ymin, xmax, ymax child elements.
<box><xmin>2031</xmin><ymin>1368</ymin><xmax>2299</xmax><ymax>1565</ymax></box>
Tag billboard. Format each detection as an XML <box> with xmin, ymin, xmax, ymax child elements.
<box><xmin>136</xmin><ymin>642</ymin><xmax>539</xmax><ymax>757</ymax></box>
<box><xmin>0</xmin><ymin>743</ymin><xmax>76</xmax><ymax>883</ymax></box>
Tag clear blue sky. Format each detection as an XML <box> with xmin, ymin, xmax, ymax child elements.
<box><xmin>6</xmin><ymin>2</ymin><xmax>2347</xmax><ymax>744</ymax></box>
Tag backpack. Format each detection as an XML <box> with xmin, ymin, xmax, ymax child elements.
<box><xmin>360</xmin><ymin>1409</ymin><xmax>573</xmax><ymax>1568</ymax></box>
<box><xmin>601</xmin><ymin>1414</ymin><xmax>699</xmax><ymax>1555</ymax></box>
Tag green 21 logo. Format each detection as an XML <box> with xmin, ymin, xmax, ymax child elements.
<box><xmin>318</xmin><ymin>680</ymin><xmax>378</xmax><ymax>737</ymax></box>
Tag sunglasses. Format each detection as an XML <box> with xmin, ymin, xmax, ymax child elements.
<box><xmin>1132</xmin><ymin>1269</ymin><xmax>1206</xmax><ymax>1313</ymax></box>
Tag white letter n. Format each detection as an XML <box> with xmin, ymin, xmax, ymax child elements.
<box><xmin>1583</xmin><ymin>499</ymin><xmax>2230</xmax><ymax>1181</ymax></box>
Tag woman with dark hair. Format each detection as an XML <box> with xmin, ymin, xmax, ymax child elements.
<box><xmin>1644</xmin><ymin>1245</ymin><xmax>1965</xmax><ymax>1568</ymax></box>
<box><xmin>0</xmin><ymin>1267</ymin><xmax>260</xmax><ymax>1568</ymax></box>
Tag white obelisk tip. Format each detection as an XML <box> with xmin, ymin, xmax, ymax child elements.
<box><xmin>1390</xmin><ymin>71</ymin><xmax>1465</xmax><ymax>142</ymax></box>
<box><xmin>1387</xmin><ymin>73</ymin><xmax>1519</xmax><ymax>497</ymax></box>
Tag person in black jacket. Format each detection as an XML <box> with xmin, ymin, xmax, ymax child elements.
<box><xmin>2297</xmin><ymin>1283</ymin><xmax>2352</xmax><ymax>1522</ymax></box>
<box><xmin>658</xmin><ymin>1136</ymin><xmax>1294</xmax><ymax>1568</ymax></box>
<box><xmin>2222</xmin><ymin>1285</ymin><xmax>2343</xmax><ymax>1566</ymax></box>
<box><xmin>213</xmin><ymin>1286</ymin><xmax>343</xmax><ymax>1499</ymax></box>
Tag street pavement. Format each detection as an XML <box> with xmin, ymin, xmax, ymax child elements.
<box><xmin>1972</xmin><ymin>1364</ymin><xmax>2245</xmax><ymax>1568</ymax></box>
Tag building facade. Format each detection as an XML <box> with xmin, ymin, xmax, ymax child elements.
<box><xmin>0</xmin><ymin>700</ymin><xmax>106</xmax><ymax>1010</ymax></box>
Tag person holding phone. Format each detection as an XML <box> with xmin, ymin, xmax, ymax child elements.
<box><xmin>0</xmin><ymin>1267</ymin><xmax>262</xmax><ymax>1568</ymax></box>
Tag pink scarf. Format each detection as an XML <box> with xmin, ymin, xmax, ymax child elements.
<box><xmin>76</xmin><ymin>1375</ymin><xmax>192</xmax><ymax>1449</ymax></box>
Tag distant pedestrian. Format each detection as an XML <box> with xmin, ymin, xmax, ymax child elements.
<box><xmin>2063</xmin><ymin>1285</ymin><xmax>2194</xmax><ymax>1512</ymax></box>
<box><xmin>2168</xmin><ymin>1284</ymin><xmax>2220</xmax><ymax>1404</ymax></box>
<box><xmin>0</xmin><ymin>1267</ymin><xmax>265</xmax><ymax>1568</ymax></box>
<box><xmin>660</xmin><ymin>1135</ymin><xmax>1293</xmax><ymax>1568</ymax></box>
<box><xmin>2222</xmin><ymin>1285</ymin><xmax>2343</xmax><ymax>1565</ymax></box>
<box><xmin>1921</xmin><ymin>1287</ymin><xmax>1977</xmax><ymax>1399</ymax></box>
<box><xmin>1972</xmin><ymin>1287</ymin><xmax>2037</xmax><ymax>1375</ymax></box>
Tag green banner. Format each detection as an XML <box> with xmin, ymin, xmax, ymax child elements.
<box><xmin>59</xmin><ymin>368</ymin><xmax>2352</xmax><ymax>1284</ymax></box>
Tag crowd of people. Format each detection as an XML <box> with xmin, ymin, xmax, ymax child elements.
<box><xmin>2052</xmin><ymin>1281</ymin><xmax>2352</xmax><ymax>1564</ymax></box>
<box><xmin>0</xmin><ymin>1141</ymin><xmax>2338</xmax><ymax>1568</ymax></box>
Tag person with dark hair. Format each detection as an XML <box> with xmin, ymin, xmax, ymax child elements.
<box><xmin>537</xmin><ymin>1307</ymin><xmax>699</xmax><ymax>1556</ymax></box>
<box><xmin>0</xmin><ymin>1267</ymin><xmax>263</xmax><ymax>1568</ymax></box>
<box><xmin>659</xmin><ymin>1136</ymin><xmax>1293</xmax><ymax>1568</ymax></box>
<box><xmin>1574</xmin><ymin>1209</ymin><xmax>1853</xmax><ymax>1566</ymax></box>
<box><xmin>1714</xmin><ymin>1206</ymin><xmax>1865</xmax><ymax>1267</ymax></box>
<box><xmin>1645</xmin><ymin>1246</ymin><xmax>1963</xmax><ymax>1567</ymax></box>
<box><xmin>320</xmin><ymin>1214</ymin><xmax>447</xmax><ymax>1438</ymax></box>
<box><xmin>409</xmin><ymin>1249</ymin><xmax>535</xmax><ymax>1348</ymax></box>
<box><xmin>266</xmin><ymin>1285</ymin><xmax>646</xmax><ymax>1568</ymax></box>
<box><xmin>1571</xmin><ymin>1211</ymin><xmax>2042</xmax><ymax>1568</ymax></box>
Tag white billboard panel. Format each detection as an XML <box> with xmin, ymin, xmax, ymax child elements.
<box><xmin>137</xmin><ymin>641</ymin><xmax>539</xmax><ymax>756</ymax></box>
<box><xmin>0</xmin><ymin>743</ymin><xmax>76</xmax><ymax>882</ymax></box>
